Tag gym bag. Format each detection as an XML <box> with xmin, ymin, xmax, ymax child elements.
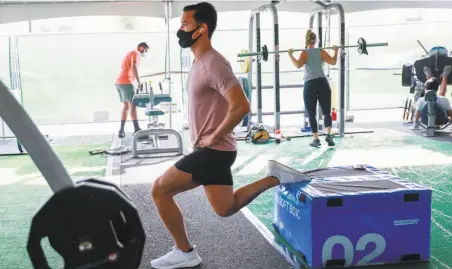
<box><xmin>245</xmin><ymin>126</ymin><xmax>270</xmax><ymax>144</ymax></box>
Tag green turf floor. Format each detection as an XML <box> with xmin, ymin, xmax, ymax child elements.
<box><xmin>0</xmin><ymin>143</ymin><xmax>109</xmax><ymax>269</ymax></box>
<box><xmin>1</xmin><ymin>130</ymin><xmax>451</xmax><ymax>269</ymax></box>
<box><xmin>233</xmin><ymin>129</ymin><xmax>452</xmax><ymax>269</ymax></box>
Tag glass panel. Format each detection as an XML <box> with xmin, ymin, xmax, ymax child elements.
<box><xmin>2</xmin><ymin>11</ymin><xmax>452</xmax><ymax>124</ymax></box>
<box><xmin>16</xmin><ymin>32</ymin><xmax>172</xmax><ymax>124</ymax></box>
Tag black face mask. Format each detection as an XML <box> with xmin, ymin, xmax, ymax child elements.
<box><xmin>177</xmin><ymin>25</ymin><xmax>203</xmax><ymax>49</ymax></box>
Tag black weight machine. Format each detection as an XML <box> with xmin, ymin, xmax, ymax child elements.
<box><xmin>401</xmin><ymin>44</ymin><xmax>452</xmax><ymax>136</ymax></box>
<box><xmin>0</xmin><ymin>80</ymin><xmax>146</xmax><ymax>268</ymax></box>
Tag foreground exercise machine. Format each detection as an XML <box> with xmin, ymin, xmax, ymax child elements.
<box><xmin>419</xmin><ymin>90</ymin><xmax>451</xmax><ymax>137</ymax></box>
<box><xmin>132</xmin><ymin>81</ymin><xmax>183</xmax><ymax>158</ymax></box>
<box><xmin>0</xmin><ymin>80</ymin><xmax>146</xmax><ymax>268</ymax></box>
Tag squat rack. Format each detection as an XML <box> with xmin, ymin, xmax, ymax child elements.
<box><xmin>247</xmin><ymin>1</ymin><xmax>281</xmax><ymax>132</ymax></box>
<box><xmin>0</xmin><ymin>35</ymin><xmax>27</xmax><ymax>156</ymax></box>
<box><xmin>246</xmin><ymin>0</ymin><xmax>346</xmax><ymax>137</ymax></box>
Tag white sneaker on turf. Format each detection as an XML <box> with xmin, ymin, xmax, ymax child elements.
<box><xmin>266</xmin><ymin>160</ymin><xmax>311</xmax><ymax>184</ymax></box>
<box><xmin>150</xmin><ymin>245</ymin><xmax>202</xmax><ymax>269</ymax></box>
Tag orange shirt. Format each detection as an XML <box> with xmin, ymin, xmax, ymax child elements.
<box><xmin>116</xmin><ymin>50</ymin><xmax>140</xmax><ymax>84</ymax></box>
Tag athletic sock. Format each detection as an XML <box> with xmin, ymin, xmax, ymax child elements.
<box><xmin>182</xmin><ymin>248</ymin><xmax>193</xmax><ymax>253</ymax></box>
<box><xmin>133</xmin><ymin>120</ymin><xmax>140</xmax><ymax>132</ymax></box>
<box><xmin>119</xmin><ymin>120</ymin><xmax>126</xmax><ymax>132</ymax></box>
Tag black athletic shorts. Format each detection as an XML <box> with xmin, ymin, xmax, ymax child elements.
<box><xmin>174</xmin><ymin>147</ymin><xmax>237</xmax><ymax>186</ymax></box>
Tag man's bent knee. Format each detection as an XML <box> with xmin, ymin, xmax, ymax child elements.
<box><xmin>151</xmin><ymin>176</ymin><xmax>172</xmax><ymax>201</ymax></box>
<box><xmin>151</xmin><ymin>177</ymin><xmax>163</xmax><ymax>200</ymax></box>
<box><xmin>213</xmin><ymin>205</ymin><xmax>235</xmax><ymax>218</ymax></box>
<box><xmin>123</xmin><ymin>102</ymin><xmax>130</xmax><ymax>110</ymax></box>
<box><xmin>151</xmin><ymin>166</ymin><xmax>198</xmax><ymax>201</ymax></box>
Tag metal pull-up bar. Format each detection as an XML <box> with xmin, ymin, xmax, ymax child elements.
<box><xmin>247</xmin><ymin>1</ymin><xmax>280</xmax><ymax>132</ymax></box>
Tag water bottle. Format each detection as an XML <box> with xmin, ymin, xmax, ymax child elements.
<box><xmin>332</xmin><ymin>108</ymin><xmax>337</xmax><ymax>121</ymax></box>
<box><xmin>275</xmin><ymin>129</ymin><xmax>281</xmax><ymax>144</ymax></box>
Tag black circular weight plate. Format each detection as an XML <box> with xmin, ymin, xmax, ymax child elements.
<box><xmin>77</xmin><ymin>178</ymin><xmax>133</xmax><ymax>201</ymax></box>
<box><xmin>27</xmin><ymin>179</ymin><xmax>146</xmax><ymax>269</ymax></box>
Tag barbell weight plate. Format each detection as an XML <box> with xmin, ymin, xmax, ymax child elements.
<box><xmin>402</xmin><ymin>64</ymin><xmax>413</xmax><ymax>87</ymax></box>
<box><xmin>239</xmin><ymin>49</ymin><xmax>251</xmax><ymax>73</ymax></box>
<box><xmin>27</xmin><ymin>178</ymin><xmax>146</xmax><ymax>269</ymax></box>
<box><xmin>78</xmin><ymin>178</ymin><xmax>134</xmax><ymax>201</ymax></box>
<box><xmin>262</xmin><ymin>45</ymin><xmax>269</xmax><ymax>62</ymax></box>
<box><xmin>357</xmin><ymin>37</ymin><xmax>368</xmax><ymax>55</ymax></box>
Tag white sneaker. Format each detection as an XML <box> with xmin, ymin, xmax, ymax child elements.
<box><xmin>150</xmin><ymin>245</ymin><xmax>202</xmax><ymax>269</ymax></box>
<box><xmin>266</xmin><ymin>160</ymin><xmax>311</xmax><ymax>184</ymax></box>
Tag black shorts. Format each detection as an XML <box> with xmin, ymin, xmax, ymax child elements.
<box><xmin>174</xmin><ymin>147</ymin><xmax>237</xmax><ymax>186</ymax></box>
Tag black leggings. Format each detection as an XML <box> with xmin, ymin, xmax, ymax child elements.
<box><xmin>304</xmin><ymin>77</ymin><xmax>332</xmax><ymax>133</ymax></box>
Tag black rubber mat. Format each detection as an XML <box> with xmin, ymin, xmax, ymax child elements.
<box><xmin>122</xmin><ymin>184</ymin><xmax>294</xmax><ymax>269</ymax></box>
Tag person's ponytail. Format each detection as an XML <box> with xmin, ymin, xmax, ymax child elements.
<box><xmin>305</xmin><ymin>29</ymin><xmax>312</xmax><ymax>49</ymax></box>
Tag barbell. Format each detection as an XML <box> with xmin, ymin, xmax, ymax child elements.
<box><xmin>237</xmin><ymin>37</ymin><xmax>389</xmax><ymax>72</ymax></box>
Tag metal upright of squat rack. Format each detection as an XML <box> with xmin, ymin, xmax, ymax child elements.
<box><xmin>309</xmin><ymin>1</ymin><xmax>346</xmax><ymax>137</ymax></box>
<box><xmin>246</xmin><ymin>1</ymin><xmax>281</xmax><ymax>132</ymax></box>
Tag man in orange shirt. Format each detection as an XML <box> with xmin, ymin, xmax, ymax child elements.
<box><xmin>115</xmin><ymin>42</ymin><xmax>149</xmax><ymax>138</ymax></box>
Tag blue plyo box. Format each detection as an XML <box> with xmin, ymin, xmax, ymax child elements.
<box><xmin>273</xmin><ymin>165</ymin><xmax>432</xmax><ymax>268</ymax></box>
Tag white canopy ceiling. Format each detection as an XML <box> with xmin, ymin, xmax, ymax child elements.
<box><xmin>1</xmin><ymin>0</ymin><xmax>452</xmax><ymax>24</ymax></box>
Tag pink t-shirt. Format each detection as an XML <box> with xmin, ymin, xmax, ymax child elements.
<box><xmin>187</xmin><ymin>48</ymin><xmax>240</xmax><ymax>151</ymax></box>
<box><xmin>116</xmin><ymin>50</ymin><xmax>140</xmax><ymax>84</ymax></box>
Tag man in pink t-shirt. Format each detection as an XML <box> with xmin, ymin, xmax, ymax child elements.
<box><xmin>150</xmin><ymin>3</ymin><xmax>308</xmax><ymax>269</ymax></box>
<box><xmin>115</xmin><ymin>42</ymin><xmax>148</xmax><ymax>138</ymax></box>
